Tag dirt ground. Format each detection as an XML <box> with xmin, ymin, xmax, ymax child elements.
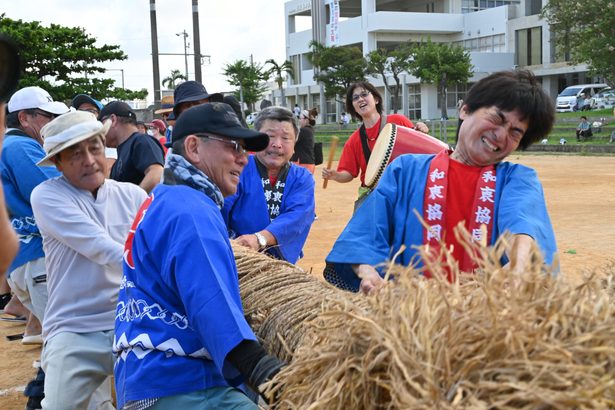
<box><xmin>1</xmin><ymin>154</ymin><xmax>613</xmax><ymax>408</ymax></box>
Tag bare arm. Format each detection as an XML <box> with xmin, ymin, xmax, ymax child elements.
<box><xmin>507</xmin><ymin>234</ymin><xmax>535</xmax><ymax>274</ymax></box>
<box><xmin>139</xmin><ymin>164</ymin><xmax>163</xmax><ymax>193</ymax></box>
<box><xmin>321</xmin><ymin>168</ymin><xmax>353</xmax><ymax>183</ymax></box>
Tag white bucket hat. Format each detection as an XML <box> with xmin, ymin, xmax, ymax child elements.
<box><xmin>8</xmin><ymin>86</ymin><xmax>69</xmax><ymax>115</ymax></box>
<box><xmin>38</xmin><ymin>111</ymin><xmax>111</xmax><ymax>166</ymax></box>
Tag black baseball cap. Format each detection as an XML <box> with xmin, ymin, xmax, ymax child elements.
<box><xmin>171</xmin><ymin>102</ymin><xmax>268</xmax><ymax>151</ymax></box>
<box><xmin>98</xmin><ymin>101</ymin><xmax>136</xmax><ymax>121</ymax></box>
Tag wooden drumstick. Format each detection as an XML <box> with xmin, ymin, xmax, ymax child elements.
<box><xmin>322</xmin><ymin>136</ymin><xmax>339</xmax><ymax>189</ymax></box>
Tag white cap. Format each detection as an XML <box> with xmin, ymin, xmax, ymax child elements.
<box><xmin>8</xmin><ymin>86</ymin><xmax>69</xmax><ymax>115</ymax></box>
<box><xmin>38</xmin><ymin>111</ymin><xmax>110</xmax><ymax>166</ymax></box>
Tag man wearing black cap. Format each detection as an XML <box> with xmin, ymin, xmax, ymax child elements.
<box><xmin>173</xmin><ymin>80</ymin><xmax>222</xmax><ymax>118</ymax></box>
<box><xmin>99</xmin><ymin>101</ymin><xmax>165</xmax><ymax>193</ymax></box>
<box><xmin>114</xmin><ymin>102</ymin><xmax>284</xmax><ymax>409</ymax></box>
<box><xmin>71</xmin><ymin>93</ymin><xmax>103</xmax><ymax>117</ymax></box>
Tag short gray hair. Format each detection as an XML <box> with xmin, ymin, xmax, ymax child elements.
<box><xmin>253</xmin><ymin>106</ymin><xmax>299</xmax><ymax>139</ymax></box>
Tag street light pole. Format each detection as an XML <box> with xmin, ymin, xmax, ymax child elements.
<box><xmin>176</xmin><ymin>30</ymin><xmax>189</xmax><ymax>80</ymax></box>
<box><xmin>106</xmin><ymin>68</ymin><xmax>125</xmax><ymax>89</ymax></box>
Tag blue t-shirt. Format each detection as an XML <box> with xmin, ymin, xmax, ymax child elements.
<box><xmin>114</xmin><ymin>184</ymin><xmax>256</xmax><ymax>408</ymax></box>
<box><xmin>0</xmin><ymin>130</ymin><xmax>60</xmax><ymax>272</ymax></box>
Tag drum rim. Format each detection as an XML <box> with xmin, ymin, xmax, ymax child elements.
<box><xmin>365</xmin><ymin>123</ymin><xmax>397</xmax><ymax>188</ymax></box>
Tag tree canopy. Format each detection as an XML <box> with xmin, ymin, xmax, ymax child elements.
<box><xmin>265</xmin><ymin>59</ymin><xmax>294</xmax><ymax>107</ymax></box>
<box><xmin>366</xmin><ymin>44</ymin><xmax>413</xmax><ymax>113</ymax></box>
<box><xmin>407</xmin><ymin>39</ymin><xmax>472</xmax><ymax>119</ymax></box>
<box><xmin>308</xmin><ymin>41</ymin><xmax>366</xmax><ymax>100</ymax></box>
<box><xmin>162</xmin><ymin>69</ymin><xmax>187</xmax><ymax>90</ymax></box>
<box><xmin>0</xmin><ymin>14</ymin><xmax>147</xmax><ymax>102</ymax></box>
<box><xmin>541</xmin><ymin>0</ymin><xmax>615</xmax><ymax>86</ymax></box>
<box><xmin>223</xmin><ymin>59</ymin><xmax>268</xmax><ymax>112</ymax></box>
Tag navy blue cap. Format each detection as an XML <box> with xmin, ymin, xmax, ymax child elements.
<box><xmin>71</xmin><ymin>94</ymin><xmax>103</xmax><ymax>111</ymax></box>
<box><xmin>173</xmin><ymin>81</ymin><xmax>223</xmax><ymax>116</ymax></box>
<box><xmin>170</xmin><ymin>102</ymin><xmax>268</xmax><ymax>151</ymax></box>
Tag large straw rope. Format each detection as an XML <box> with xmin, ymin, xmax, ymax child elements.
<box><xmin>233</xmin><ymin>242</ymin><xmax>367</xmax><ymax>361</ymax></box>
<box><xmin>233</xmin><ymin>239</ymin><xmax>615</xmax><ymax>409</ymax></box>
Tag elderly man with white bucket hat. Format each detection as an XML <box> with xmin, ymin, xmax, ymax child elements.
<box><xmin>31</xmin><ymin>111</ymin><xmax>147</xmax><ymax>409</ymax></box>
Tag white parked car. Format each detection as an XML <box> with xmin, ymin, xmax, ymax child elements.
<box><xmin>555</xmin><ymin>83</ymin><xmax>608</xmax><ymax>112</ymax></box>
<box><xmin>591</xmin><ymin>88</ymin><xmax>615</xmax><ymax>109</ymax></box>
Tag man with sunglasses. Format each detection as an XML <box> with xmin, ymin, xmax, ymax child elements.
<box><xmin>115</xmin><ymin>103</ymin><xmax>285</xmax><ymax>409</ymax></box>
<box><xmin>99</xmin><ymin>101</ymin><xmax>165</xmax><ymax>193</ymax></box>
<box><xmin>1</xmin><ymin>86</ymin><xmax>68</xmax><ymax>409</ymax></box>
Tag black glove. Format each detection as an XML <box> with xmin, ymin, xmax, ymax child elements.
<box><xmin>228</xmin><ymin>340</ymin><xmax>285</xmax><ymax>402</ymax></box>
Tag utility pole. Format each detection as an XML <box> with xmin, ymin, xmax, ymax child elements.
<box><xmin>149</xmin><ymin>0</ymin><xmax>161</xmax><ymax>108</ymax></box>
<box><xmin>192</xmin><ymin>0</ymin><xmax>202</xmax><ymax>83</ymax></box>
<box><xmin>176</xmin><ymin>30</ymin><xmax>189</xmax><ymax>80</ymax></box>
<box><xmin>106</xmin><ymin>69</ymin><xmax>125</xmax><ymax>89</ymax></box>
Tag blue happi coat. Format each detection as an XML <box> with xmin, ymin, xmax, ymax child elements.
<box><xmin>223</xmin><ymin>155</ymin><xmax>315</xmax><ymax>264</ymax></box>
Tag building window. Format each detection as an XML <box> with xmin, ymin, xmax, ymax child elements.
<box><xmin>515</xmin><ymin>26</ymin><xmax>542</xmax><ymax>66</ymax></box>
<box><xmin>407</xmin><ymin>84</ymin><xmax>422</xmax><ymax>120</ymax></box>
<box><xmin>461</xmin><ymin>0</ymin><xmax>520</xmax><ymax>13</ymax></box>
<box><xmin>435</xmin><ymin>83</ymin><xmax>470</xmax><ymax>110</ymax></box>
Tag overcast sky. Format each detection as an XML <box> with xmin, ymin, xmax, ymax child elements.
<box><xmin>1</xmin><ymin>0</ymin><xmax>300</xmax><ymax>103</ymax></box>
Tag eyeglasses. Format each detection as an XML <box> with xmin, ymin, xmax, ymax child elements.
<box><xmin>78</xmin><ymin>108</ymin><xmax>100</xmax><ymax>115</ymax></box>
<box><xmin>196</xmin><ymin>134</ymin><xmax>247</xmax><ymax>155</ymax></box>
<box><xmin>33</xmin><ymin>110</ymin><xmax>57</xmax><ymax>120</ymax></box>
<box><xmin>351</xmin><ymin>91</ymin><xmax>371</xmax><ymax>102</ymax></box>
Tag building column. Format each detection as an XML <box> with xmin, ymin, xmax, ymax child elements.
<box><xmin>401</xmin><ymin>74</ymin><xmax>409</xmax><ymax>117</ymax></box>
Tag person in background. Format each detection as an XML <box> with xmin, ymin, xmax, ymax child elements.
<box><xmin>155</xmin><ymin>95</ymin><xmax>174</xmax><ymax>122</ymax></box>
<box><xmin>224</xmin><ymin>94</ymin><xmax>249</xmax><ymax>128</ymax></box>
<box><xmin>147</xmin><ymin>119</ymin><xmax>168</xmax><ymax>156</ymax></box>
<box><xmin>293</xmin><ymin>103</ymin><xmax>301</xmax><ymax>119</ymax></box>
<box><xmin>32</xmin><ymin>111</ymin><xmax>147</xmax><ymax>409</ymax></box>
<box><xmin>72</xmin><ymin>93</ymin><xmax>117</xmax><ymax>174</ymax></box>
<box><xmin>325</xmin><ymin>70</ymin><xmax>557</xmax><ymax>294</ymax></box>
<box><xmin>0</xmin><ymin>103</ymin><xmax>18</xmax><ymax>290</ymax></box>
<box><xmin>223</xmin><ymin>107</ymin><xmax>315</xmax><ymax>264</ymax></box>
<box><xmin>576</xmin><ymin>116</ymin><xmax>592</xmax><ymax>141</ymax></box>
<box><xmin>71</xmin><ymin>94</ymin><xmax>103</xmax><ymax>117</ymax></box>
<box><xmin>99</xmin><ymin>101</ymin><xmax>164</xmax><ymax>193</ymax></box>
<box><xmin>1</xmin><ymin>86</ymin><xmax>69</xmax><ymax>344</ymax></box>
<box><xmin>290</xmin><ymin>110</ymin><xmax>316</xmax><ymax>174</ymax></box>
<box><xmin>115</xmin><ymin>103</ymin><xmax>284</xmax><ymax>409</ymax></box>
<box><xmin>173</xmin><ymin>80</ymin><xmax>222</xmax><ymax>119</ymax></box>
<box><xmin>321</xmin><ymin>81</ymin><xmax>429</xmax><ymax>200</ymax></box>
<box><xmin>136</xmin><ymin>120</ymin><xmax>148</xmax><ymax>134</ymax></box>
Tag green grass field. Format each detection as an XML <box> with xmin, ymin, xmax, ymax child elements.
<box><xmin>314</xmin><ymin>108</ymin><xmax>614</xmax><ymax>157</ymax></box>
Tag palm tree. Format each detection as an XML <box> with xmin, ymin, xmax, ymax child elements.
<box><xmin>162</xmin><ymin>69</ymin><xmax>187</xmax><ymax>90</ymax></box>
<box><xmin>265</xmin><ymin>59</ymin><xmax>294</xmax><ymax>107</ymax></box>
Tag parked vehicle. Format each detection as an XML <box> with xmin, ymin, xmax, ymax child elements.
<box><xmin>555</xmin><ymin>83</ymin><xmax>608</xmax><ymax>112</ymax></box>
<box><xmin>246</xmin><ymin>112</ymin><xmax>259</xmax><ymax>125</ymax></box>
<box><xmin>590</xmin><ymin>87</ymin><xmax>615</xmax><ymax>109</ymax></box>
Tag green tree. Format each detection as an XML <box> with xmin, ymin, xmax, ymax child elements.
<box><xmin>265</xmin><ymin>59</ymin><xmax>294</xmax><ymax>107</ymax></box>
<box><xmin>162</xmin><ymin>69</ymin><xmax>187</xmax><ymax>90</ymax></box>
<box><xmin>540</xmin><ymin>0</ymin><xmax>615</xmax><ymax>86</ymax></box>
<box><xmin>366</xmin><ymin>44</ymin><xmax>413</xmax><ymax>113</ymax></box>
<box><xmin>407</xmin><ymin>39</ymin><xmax>472</xmax><ymax>119</ymax></box>
<box><xmin>0</xmin><ymin>14</ymin><xmax>147</xmax><ymax>101</ymax></box>
<box><xmin>223</xmin><ymin>59</ymin><xmax>268</xmax><ymax>112</ymax></box>
<box><xmin>308</xmin><ymin>41</ymin><xmax>367</xmax><ymax>100</ymax></box>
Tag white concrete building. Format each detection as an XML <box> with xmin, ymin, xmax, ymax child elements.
<box><xmin>275</xmin><ymin>0</ymin><xmax>599</xmax><ymax>122</ymax></box>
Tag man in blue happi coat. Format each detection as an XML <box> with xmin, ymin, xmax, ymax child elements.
<box><xmin>223</xmin><ymin>106</ymin><xmax>315</xmax><ymax>264</ymax></box>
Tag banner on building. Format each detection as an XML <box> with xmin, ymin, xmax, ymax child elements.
<box><xmin>327</xmin><ymin>0</ymin><xmax>340</xmax><ymax>45</ymax></box>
